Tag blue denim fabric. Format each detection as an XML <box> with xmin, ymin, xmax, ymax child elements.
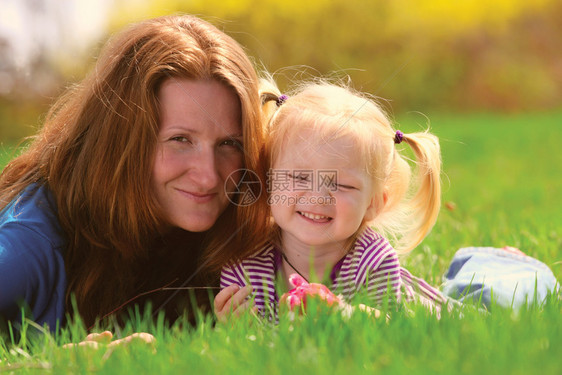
<box><xmin>442</xmin><ymin>247</ymin><xmax>560</xmax><ymax>310</ymax></box>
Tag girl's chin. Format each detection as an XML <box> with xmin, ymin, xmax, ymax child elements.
<box><xmin>295</xmin><ymin>236</ymin><xmax>336</xmax><ymax>247</ymax></box>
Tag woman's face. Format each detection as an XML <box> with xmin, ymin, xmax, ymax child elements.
<box><xmin>152</xmin><ymin>78</ymin><xmax>244</xmax><ymax>232</ymax></box>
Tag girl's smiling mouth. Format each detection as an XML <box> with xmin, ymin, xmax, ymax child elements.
<box><xmin>297</xmin><ymin>211</ymin><xmax>333</xmax><ymax>223</ymax></box>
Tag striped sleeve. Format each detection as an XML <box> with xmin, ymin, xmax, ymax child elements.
<box><xmin>399</xmin><ymin>267</ymin><xmax>451</xmax><ymax>315</ymax></box>
<box><xmin>364</xmin><ymin>250</ymin><xmax>403</xmax><ymax>307</ymax></box>
<box><xmin>219</xmin><ymin>244</ymin><xmax>278</xmax><ymax>316</ymax></box>
<box><xmin>334</xmin><ymin>228</ymin><xmax>402</xmax><ymax>308</ymax></box>
<box><xmin>220</xmin><ymin>263</ymin><xmax>248</xmax><ymax>289</ymax></box>
<box><xmin>334</xmin><ymin>228</ymin><xmax>451</xmax><ymax>314</ymax></box>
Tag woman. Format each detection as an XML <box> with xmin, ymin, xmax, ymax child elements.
<box><xmin>0</xmin><ymin>15</ymin><xmax>268</xmax><ymax>330</ymax></box>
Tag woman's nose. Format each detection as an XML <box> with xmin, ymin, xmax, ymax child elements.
<box><xmin>191</xmin><ymin>146</ymin><xmax>220</xmax><ymax>190</ymax></box>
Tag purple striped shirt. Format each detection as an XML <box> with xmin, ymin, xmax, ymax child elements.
<box><xmin>220</xmin><ymin>227</ymin><xmax>449</xmax><ymax>320</ymax></box>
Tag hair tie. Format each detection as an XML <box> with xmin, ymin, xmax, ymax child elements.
<box><xmin>394</xmin><ymin>130</ymin><xmax>404</xmax><ymax>144</ymax></box>
<box><xmin>276</xmin><ymin>94</ymin><xmax>288</xmax><ymax>107</ymax></box>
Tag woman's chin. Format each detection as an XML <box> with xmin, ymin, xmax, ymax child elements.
<box><xmin>181</xmin><ymin>220</ymin><xmax>215</xmax><ymax>232</ymax></box>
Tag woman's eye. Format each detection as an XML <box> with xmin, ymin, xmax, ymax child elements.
<box><xmin>220</xmin><ymin>139</ymin><xmax>243</xmax><ymax>150</ymax></box>
<box><xmin>170</xmin><ymin>136</ymin><xmax>191</xmax><ymax>143</ymax></box>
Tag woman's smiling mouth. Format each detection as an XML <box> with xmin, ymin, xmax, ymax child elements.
<box><xmin>177</xmin><ymin>188</ymin><xmax>217</xmax><ymax>203</ymax></box>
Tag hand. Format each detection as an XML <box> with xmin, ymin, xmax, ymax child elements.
<box><xmin>279</xmin><ymin>274</ymin><xmax>341</xmax><ymax>312</ymax></box>
<box><xmin>355</xmin><ymin>303</ymin><xmax>383</xmax><ymax>319</ymax></box>
<box><xmin>62</xmin><ymin>331</ymin><xmax>155</xmax><ymax>349</ymax></box>
<box><xmin>214</xmin><ymin>284</ymin><xmax>255</xmax><ymax>323</ymax></box>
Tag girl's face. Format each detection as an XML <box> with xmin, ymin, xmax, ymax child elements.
<box><xmin>152</xmin><ymin>78</ymin><xmax>244</xmax><ymax>232</ymax></box>
<box><xmin>269</xmin><ymin>131</ymin><xmax>376</xmax><ymax>250</ymax></box>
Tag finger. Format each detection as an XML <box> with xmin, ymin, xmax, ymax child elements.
<box><xmin>215</xmin><ymin>286</ymin><xmax>254</xmax><ymax>323</ymax></box>
<box><xmin>215</xmin><ymin>308</ymin><xmax>228</xmax><ymax>324</ymax></box>
<box><xmin>107</xmin><ymin>332</ymin><xmax>156</xmax><ymax>348</ymax></box>
<box><xmin>227</xmin><ymin>285</ymin><xmax>253</xmax><ymax>311</ymax></box>
<box><xmin>84</xmin><ymin>331</ymin><xmax>113</xmax><ymax>343</ymax></box>
<box><xmin>357</xmin><ymin>304</ymin><xmax>382</xmax><ymax>318</ymax></box>
<box><xmin>214</xmin><ymin>284</ymin><xmax>241</xmax><ymax>312</ymax></box>
<box><xmin>78</xmin><ymin>341</ymin><xmax>101</xmax><ymax>348</ymax></box>
<box><xmin>62</xmin><ymin>341</ymin><xmax>99</xmax><ymax>349</ymax></box>
<box><xmin>230</xmin><ymin>299</ymin><xmax>254</xmax><ymax>318</ymax></box>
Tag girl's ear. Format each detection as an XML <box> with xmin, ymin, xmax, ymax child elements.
<box><xmin>364</xmin><ymin>192</ymin><xmax>388</xmax><ymax>222</ymax></box>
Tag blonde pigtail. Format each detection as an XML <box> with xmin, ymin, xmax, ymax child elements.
<box><xmin>400</xmin><ymin>131</ymin><xmax>441</xmax><ymax>252</ymax></box>
<box><xmin>258</xmin><ymin>78</ymin><xmax>287</xmax><ymax>131</ymax></box>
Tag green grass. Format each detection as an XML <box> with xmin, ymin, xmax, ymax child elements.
<box><xmin>396</xmin><ymin>110</ymin><xmax>562</xmax><ymax>284</ymax></box>
<box><xmin>0</xmin><ymin>145</ymin><xmax>18</xmax><ymax>168</ymax></box>
<box><xmin>1</xmin><ymin>111</ymin><xmax>561</xmax><ymax>374</ymax></box>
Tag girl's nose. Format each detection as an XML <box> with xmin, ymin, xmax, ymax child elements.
<box><xmin>316</xmin><ymin>171</ymin><xmax>337</xmax><ymax>196</ymax></box>
<box><xmin>318</xmin><ymin>183</ymin><xmax>334</xmax><ymax>198</ymax></box>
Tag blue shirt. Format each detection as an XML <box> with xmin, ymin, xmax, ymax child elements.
<box><xmin>0</xmin><ymin>184</ymin><xmax>66</xmax><ymax>330</ymax></box>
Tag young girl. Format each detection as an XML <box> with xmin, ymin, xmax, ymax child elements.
<box><xmin>215</xmin><ymin>81</ymin><xmax>450</xmax><ymax>321</ymax></box>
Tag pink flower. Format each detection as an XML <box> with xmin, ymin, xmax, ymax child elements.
<box><xmin>280</xmin><ymin>274</ymin><xmax>341</xmax><ymax>311</ymax></box>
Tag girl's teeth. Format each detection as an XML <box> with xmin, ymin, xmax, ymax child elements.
<box><xmin>301</xmin><ymin>212</ymin><xmax>329</xmax><ymax>220</ymax></box>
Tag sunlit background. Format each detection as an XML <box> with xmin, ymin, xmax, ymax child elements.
<box><xmin>1</xmin><ymin>0</ymin><xmax>561</xmax><ymax>143</ymax></box>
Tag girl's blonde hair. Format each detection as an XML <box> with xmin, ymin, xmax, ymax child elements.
<box><xmin>0</xmin><ymin>15</ymin><xmax>268</xmax><ymax>326</ymax></box>
<box><xmin>261</xmin><ymin>80</ymin><xmax>441</xmax><ymax>253</ymax></box>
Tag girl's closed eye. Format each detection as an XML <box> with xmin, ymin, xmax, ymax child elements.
<box><xmin>288</xmin><ymin>173</ymin><xmax>311</xmax><ymax>182</ymax></box>
<box><xmin>289</xmin><ymin>173</ymin><xmax>313</xmax><ymax>190</ymax></box>
<box><xmin>335</xmin><ymin>183</ymin><xmax>357</xmax><ymax>191</ymax></box>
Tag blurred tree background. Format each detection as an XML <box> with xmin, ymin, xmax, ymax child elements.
<box><xmin>1</xmin><ymin>0</ymin><xmax>561</xmax><ymax>144</ymax></box>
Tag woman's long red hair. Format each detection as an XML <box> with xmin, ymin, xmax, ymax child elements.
<box><xmin>0</xmin><ymin>15</ymin><xmax>269</xmax><ymax>327</ymax></box>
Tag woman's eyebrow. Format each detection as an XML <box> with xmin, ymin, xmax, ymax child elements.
<box><xmin>224</xmin><ymin>133</ymin><xmax>243</xmax><ymax>138</ymax></box>
<box><xmin>161</xmin><ymin>126</ymin><xmax>198</xmax><ymax>133</ymax></box>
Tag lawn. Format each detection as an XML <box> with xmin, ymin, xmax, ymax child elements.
<box><xmin>1</xmin><ymin>110</ymin><xmax>561</xmax><ymax>374</ymax></box>
<box><xmin>0</xmin><ymin>145</ymin><xmax>18</xmax><ymax>169</ymax></box>
<box><xmin>398</xmin><ymin>110</ymin><xmax>562</xmax><ymax>285</ymax></box>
